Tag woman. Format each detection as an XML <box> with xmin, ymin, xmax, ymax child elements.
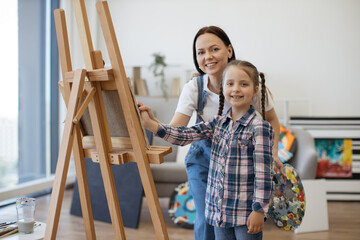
<box><xmin>139</xmin><ymin>26</ymin><xmax>284</xmax><ymax>240</ymax></box>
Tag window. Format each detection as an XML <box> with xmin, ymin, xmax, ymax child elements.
<box><xmin>0</xmin><ymin>0</ymin><xmax>19</xmax><ymax>189</ymax></box>
<box><xmin>0</xmin><ymin>0</ymin><xmax>60</xmax><ymax>202</ymax></box>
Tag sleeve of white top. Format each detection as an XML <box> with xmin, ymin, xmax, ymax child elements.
<box><xmin>174</xmin><ymin>77</ymin><xmax>198</xmax><ymax>117</ymax></box>
<box><xmin>265</xmin><ymin>88</ymin><xmax>275</xmax><ymax>111</ymax></box>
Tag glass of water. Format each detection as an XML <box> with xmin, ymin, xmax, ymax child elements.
<box><xmin>16</xmin><ymin>197</ymin><xmax>36</xmax><ymax>234</ymax></box>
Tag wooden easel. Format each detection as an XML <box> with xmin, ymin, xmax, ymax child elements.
<box><xmin>45</xmin><ymin>1</ymin><xmax>171</xmax><ymax>239</ymax></box>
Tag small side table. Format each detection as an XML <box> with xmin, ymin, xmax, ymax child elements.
<box><xmin>2</xmin><ymin>222</ymin><xmax>45</xmax><ymax>240</ymax></box>
<box><xmin>295</xmin><ymin>179</ymin><xmax>329</xmax><ymax>233</ymax></box>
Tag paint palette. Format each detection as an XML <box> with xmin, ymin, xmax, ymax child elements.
<box><xmin>268</xmin><ymin>164</ymin><xmax>306</xmax><ymax>231</ymax></box>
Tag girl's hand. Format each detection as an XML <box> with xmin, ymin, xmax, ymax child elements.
<box><xmin>140</xmin><ymin>108</ymin><xmax>151</xmax><ymax>123</ymax></box>
<box><xmin>246</xmin><ymin>211</ymin><xmax>264</xmax><ymax>234</ymax></box>
<box><xmin>138</xmin><ymin>104</ymin><xmax>160</xmax><ymax>133</ymax></box>
<box><xmin>137</xmin><ymin>101</ymin><xmax>158</xmax><ymax>122</ymax></box>
<box><xmin>139</xmin><ymin>107</ymin><xmax>152</xmax><ymax>128</ymax></box>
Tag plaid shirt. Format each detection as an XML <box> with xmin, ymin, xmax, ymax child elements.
<box><xmin>156</xmin><ymin>106</ymin><xmax>274</xmax><ymax>227</ymax></box>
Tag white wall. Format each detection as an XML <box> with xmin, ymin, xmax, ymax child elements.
<box><xmin>62</xmin><ymin>0</ymin><xmax>360</xmax><ymax>118</ymax></box>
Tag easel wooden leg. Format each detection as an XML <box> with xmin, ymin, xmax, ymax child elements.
<box><xmin>45</xmin><ymin>69</ymin><xmax>87</xmax><ymax>240</ymax></box>
<box><xmin>85</xmin><ymin>83</ymin><xmax>126</xmax><ymax>240</ymax></box>
<box><xmin>72</xmin><ymin>125</ymin><xmax>97</xmax><ymax>240</ymax></box>
<box><xmin>137</xmin><ymin>163</ymin><xmax>170</xmax><ymax>240</ymax></box>
<box><xmin>54</xmin><ymin>8</ymin><xmax>97</xmax><ymax>239</ymax></box>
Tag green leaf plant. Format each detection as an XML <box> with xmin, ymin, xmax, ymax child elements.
<box><xmin>149</xmin><ymin>52</ymin><xmax>168</xmax><ymax>99</ymax></box>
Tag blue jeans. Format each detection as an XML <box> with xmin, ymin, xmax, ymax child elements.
<box><xmin>214</xmin><ymin>226</ymin><xmax>263</xmax><ymax>240</ymax></box>
<box><xmin>185</xmin><ymin>140</ymin><xmax>214</xmax><ymax>240</ymax></box>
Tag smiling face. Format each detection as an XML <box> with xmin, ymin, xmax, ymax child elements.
<box><xmin>223</xmin><ymin>65</ymin><xmax>258</xmax><ymax>118</ymax></box>
<box><xmin>195</xmin><ymin>33</ymin><xmax>233</xmax><ymax>81</ymax></box>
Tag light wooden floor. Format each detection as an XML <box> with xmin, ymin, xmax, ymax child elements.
<box><xmin>1</xmin><ymin>188</ymin><xmax>360</xmax><ymax>240</ymax></box>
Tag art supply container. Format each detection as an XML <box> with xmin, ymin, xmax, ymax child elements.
<box><xmin>16</xmin><ymin>197</ymin><xmax>36</xmax><ymax>233</ymax></box>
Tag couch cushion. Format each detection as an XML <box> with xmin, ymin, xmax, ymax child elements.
<box><xmin>150</xmin><ymin>162</ymin><xmax>187</xmax><ymax>183</ymax></box>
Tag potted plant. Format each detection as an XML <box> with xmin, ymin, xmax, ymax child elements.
<box><xmin>149</xmin><ymin>52</ymin><xmax>168</xmax><ymax>99</ymax></box>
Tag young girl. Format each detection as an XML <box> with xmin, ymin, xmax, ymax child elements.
<box><xmin>140</xmin><ymin>60</ymin><xmax>274</xmax><ymax>240</ymax></box>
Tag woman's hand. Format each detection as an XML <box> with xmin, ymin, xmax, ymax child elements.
<box><xmin>274</xmin><ymin>154</ymin><xmax>286</xmax><ymax>181</ymax></box>
<box><xmin>247</xmin><ymin>211</ymin><xmax>264</xmax><ymax>234</ymax></box>
<box><xmin>273</xmin><ymin>148</ymin><xmax>286</xmax><ymax>182</ymax></box>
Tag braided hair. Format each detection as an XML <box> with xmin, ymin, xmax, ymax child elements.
<box><xmin>217</xmin><ymin>60</ymin><xmax>268</xmax><ymax>120</ymax></box>
<box><xmin>218</xmin><ymin>83</ymin><xmax>225</xmax><ymax>115</ymax></box>
<box><xmin>259</xmin><ymin>72</ymin><xmax>267</xmax><ymax>119</ymax></box>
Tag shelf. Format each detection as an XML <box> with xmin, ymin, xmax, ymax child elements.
<box><xmin>324</xmin><ymin>179</ymin><xmax>360</xmax><ymax>201</ymax></box>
